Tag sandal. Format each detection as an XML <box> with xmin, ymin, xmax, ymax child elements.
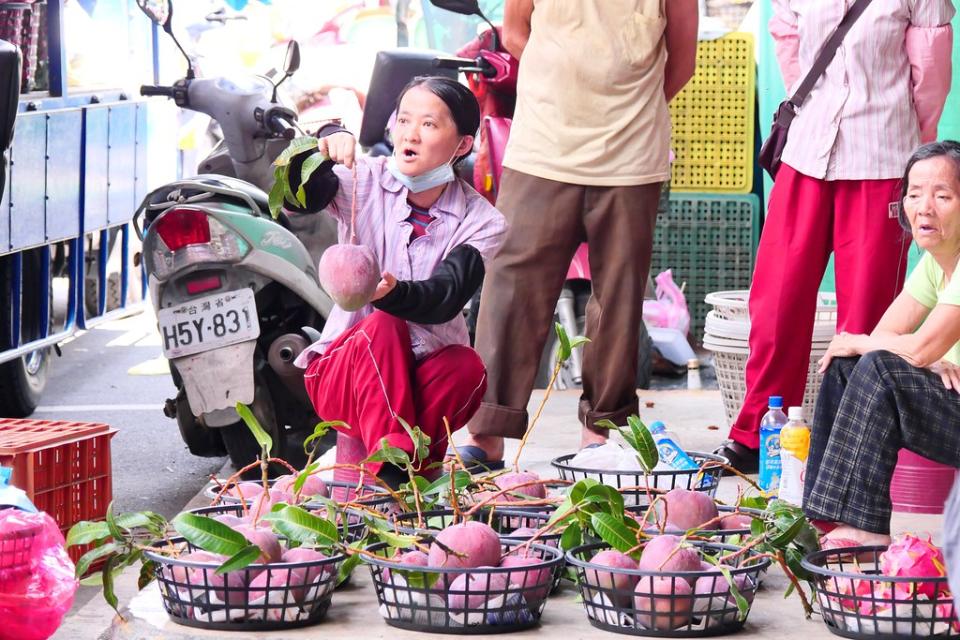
<box><xmin>445</xmin><ymin>445</ymin><xmax>505</xmax><ymax>473</ymax></box>
<box><xmin>713</xmin><ymin>440</ymin><xmax>759</xmax><ymax>475</ymax></box>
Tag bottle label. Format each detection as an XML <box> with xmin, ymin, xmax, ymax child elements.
<box><xmin>758</xmin><ymin>431</ymin><xmax>782</xmax><ymax>492</ymax></box>
<box><xmin>779</xmin><ymin>451</ymin><xmax>806</xmax><ymax>506</ymax></box>
<box><xmin>781</xmin><ymin>426</ymin><xmax>810</xmax><ymax>462</ymax></box>
<box><xmin>656</xmin><ymin>440</ymin><xmax>699</xmax><ymax>471</ymax></box>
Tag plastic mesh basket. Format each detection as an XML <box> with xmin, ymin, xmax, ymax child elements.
<box><xmin>363</xmin><ymin>539</ymin><xmax>565</xmax><ymax>633</ymax></box>
<box><xmin>566</xmin><ymin>541</ymin><xmax>770</xmax><ymax>636</ymax></box>
<box><xmin>391</xmin><ymin>508</ymin><xmax>561</xmax><ymax>547</ymax></box>
<box><xmin>802</xmin><ymin>546</ymin><xmax>960</xmax><ymax>638</ymax></box>
<box><xmin>669</xmin><ymin>34</ymin><xmax>756</xmax><ymax>194</ymax></box>
<box><xmin>145</xmin><ymin>504</ymin><xmax>345</xmax><ymax>631</ymax></box>
<box><xmin>550</xmin><ymin>452</ymin><xmax>727</xmax><ymax>507</ymax></box>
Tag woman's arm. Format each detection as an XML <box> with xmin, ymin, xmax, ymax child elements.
<box><xmin>906</xmin><ymin>0</ymin><xmax>956</xmax><ymax>142</ymax></box>
<box><xmin>372</xmin><ymin>245</ymin><xmax>485</xmax><ymax>324</ymax></box>
<box><xmin>769</xmin><ymin>0</ymin><xmax>801</xmax><ymax>91</ymax></box>
<box><xmin>503</xmin><ymin>0</ymin><xmax>534</xmax><ymax>60</ymax></box>
<box><xmin>870</xmin><ymin>289</ymin><xmax>932</xmax><ymax>337</ymax></box>
<box><xmin>663</xmin><ymin>0</ymin><xmax>699</xmax><ymax>102</ymax></box>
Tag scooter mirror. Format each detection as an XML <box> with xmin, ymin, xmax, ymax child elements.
<box><xmin>283</xmin><ymin>40</ymin><xmax>301</xmax><ymax>76</ymax></box>
<box><xmin>430</xmin><ymin>0</ymin><xmax>481</xmax><ymax>15</ymax></box>
<box><xmin>135</xmin><ymin>0</ymin><xmax>171</xmax><ymax>27</ymax></box>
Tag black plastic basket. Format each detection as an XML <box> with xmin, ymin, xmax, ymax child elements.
<box><xmin>551</xmin><ymin>452</ymin><xmax>727</xmax><ymax>506</ymax></box>
<box><xmin>390</xmin><ymin>508</ymin><xmax>562</xmax><ymax>547</ymax></box>
<box><xmin>206</xmin><ymin>480</ymin><xmax>393</xmax><ymax>543</ymax></box>
<box><xmin>566</xmin><ymin>541</ymin><xmax>769</xmax><ymax>637</ymax></box>
<box><xmin>144</xmin><ymin>522</ymin><xmax>345</xmax><ymax>631</ymax></box>
<box><xmin>363</xmin><ymin>539</ymin><xmax>565</xmax><ymax>634</ymax></box>
<box><xmin>802</xmin><ymin>546</ymin><xmax>960</xmax><ymax>639</ymax></box>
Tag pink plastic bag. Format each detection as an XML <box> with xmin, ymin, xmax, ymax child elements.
<box><xmin>0</xmin><ymin>508</ymin><xmax>78</xmax><ymax>640</ymax></box>
<box><xmin>642</xmin><ymin>270</ymin><xmax>691</xmax><ymax>336</ymax></box>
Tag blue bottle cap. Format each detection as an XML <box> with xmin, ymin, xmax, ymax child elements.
<box><xmin>768</xmin><ymin>396</ymin><xmax>783</xmax><ymax>408</ymax></box>
<box><xmin>649</xmin><ymin>420</ymin><xmax>666</xmax><ymax>432</ymax></box>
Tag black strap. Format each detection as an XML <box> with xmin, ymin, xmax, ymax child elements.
<box><xmin>788</xmin><ymin>0</ymin><xmax>873</xmax><ymax>109</ymax></box>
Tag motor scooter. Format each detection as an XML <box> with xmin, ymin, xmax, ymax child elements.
<box><xmin>133</xmin><ymin>0</ymin><xmax>337</xmax><ymax>471</ymax></box>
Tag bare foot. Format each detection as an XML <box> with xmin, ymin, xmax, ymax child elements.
<box><xmin>453</xmin><ymin>433</ymin><xmax>504</xmax><ymax>461</ymax></box>
<box><xmin>823</xmin><ymin>524</ymin><xmax>892</xmax><ymax>548</ymax></box>
<box><xmin>580</xmin><ymin>428</ymin><xmax>608</xmax><ymax>450</ymax></box>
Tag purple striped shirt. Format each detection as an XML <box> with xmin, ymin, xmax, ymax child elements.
<box><xmin>771</xmin><ymin>0</ymin><xmax>954</xmax><ymax>181</ymax></box>
<box><xmin>293</xmin><ymin>157</ymin><xmax>507</xmax><ymax>365</ymax></box>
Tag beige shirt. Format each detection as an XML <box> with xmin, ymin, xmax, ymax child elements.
<box><xmin>503</xmin><ymin>0</ymin><xmax>672</xmax><ymax>186</ymax></box>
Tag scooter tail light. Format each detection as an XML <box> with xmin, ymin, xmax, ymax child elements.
<box><xmin>154</xmin><ymin>208</ymin><xmax>211</xmax><ymax>251</ymax></box>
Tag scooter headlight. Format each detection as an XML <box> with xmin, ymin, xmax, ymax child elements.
<box><xmin>145</xmin><ymin>207</ymin><xmax>249</xmax><ymax>280</ymax></box>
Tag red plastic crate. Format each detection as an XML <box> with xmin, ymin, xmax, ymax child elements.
<box><xmin>0</xmin><ymin>418</ymin><xmax>117</xmax><ymax>565</ymax></box>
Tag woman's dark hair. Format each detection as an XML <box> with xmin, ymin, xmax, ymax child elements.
<box><xmin>395</xmin><ymin>75</ymin><xmax>480</xmax><ymax>163</ymax></box>
<box><xmin>898</xmin><ymin>140</ymin><xmax>960</xmax><ymax>231</ymax></box>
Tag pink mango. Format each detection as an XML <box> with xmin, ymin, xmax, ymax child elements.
<box><xmin>428</xmin><ymin>521</ymin><xmax>501</xmax><ymax>571</ymax></box>
<box><xmin>660</xmin><ymin>489</ymin><xmax>720</xmax><ymax>531</ymax></box>
<box><xmin>586</xmin><ymin>549</ymin><xmax>639</xmax><ymax>606</ymax></box>
<box><xmin>635</xmin><ymin>575</ymin><xmax>694</xmax><ymax>630</ymax></box>
<box><xmin>499</xmin><ymin>552</ymin><xmax>552</xmax><ymax>603</ymax></box>
<box><xmin>274</xmin><ymin>474</ymin><xmax>329</xmax><ymax>500</ymax></box>
<box><xmin>234</xmin><ymin>524</ymin><xmax>283</xmax><ymax>564</ymax></box>
<box><xmin>317</xmin><ymin>244</ymin><xmax>380</xmax><ymax>312</ymax></box>
<box><xmin>493</xmin><ymin>471</ymin><xmax>547</xmax><ymax>499</ymax></box>
<box><xmin>447</xmin><ymin>570</ymin><xmax>509</xmax><ymax>610</ymax></box>
<box><xmin>638</xmin><ymin>535</ymin><xmax>702</xmax><ymax>585</ymax></box>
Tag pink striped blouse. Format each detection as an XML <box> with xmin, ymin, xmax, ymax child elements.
<box><xmin>770</xmin><ymin>0</ymin><xmax>954</xmax><ymax>181</ymax></box>
<box><xmin>293</xmin><ymin>157</ymin><xmax>507</xmax><ymax>365</ymax></box>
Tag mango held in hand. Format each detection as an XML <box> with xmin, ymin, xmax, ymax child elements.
<box><xmin>317</xmin><ymin>244</ymin><xmax>380</xmax><ymax>312</ymax></box>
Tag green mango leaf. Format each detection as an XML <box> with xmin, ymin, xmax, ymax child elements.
<box><xmin>582</xmin><ymin>484</ymin><xmax>624</xmax><ymax>516</ymax></box>
<box><xmin>138</xmin><ymin>559</ymin><xmax>156</xmax><ymax>591</ymax></box>
<box><xmin>750</xmin><ymin>517</ymin><xmax>766</xmax><ymax>539</ymax></box>
<box><xmin>266</xmin><ymin>505</ymin><xmax>339</xmax><ymax>546</ymax></box>
<box><xmin>560</xmin><ymin>523</ymin><xmax>582</xmax><ymax>550</ymax></box>
<box><xmin>396</xmin><ymin>417</ymin><xmax>431</xmax><ymax>463</ymax></box>
<box><xmin>268</xmin><ymin>165</ymin><xmax>286</xmax><ymax>218</ymax></box>
<box><xmin>364</xmin><ymin>440</ymin><xmax>411</xmax><ymax>467</ymax></box>
<box><xmin>235</xmin><ymin>403</ymin><xmax>273</xmax><ymax>454</ymax></box>
<box><xmin>769</xmin><ymin>516</ymin><xmax>806</xmax><ymax>548</ymax></box>
<box><xmin>293</xmin><ymin>462</ymin><xmax>321</xmax><ymax>496</ymax></box>
<box><xmin>296</xmin><ymin>152</ymin><xmax>329</xmax><ymax>206</ymax></box>
<box><xmin>397</xmin><ymin>568</ymin><xmax>441</xmax><ymax>590</ymax></box>
<box><xmin>102</xmin><ymin>554</ymin><xmax>120</xmax><ymax>614</ymax></box>
<box><xmin>303</xmin><ymin>420</ymin><xmax>349</xmax><ymax>456</ymax></box>
<box><xmin>547</xmin><ymin>496</ymin><xmax>576</xmax><ymax>526</ymax></box>
<box><xmin>216</xmin><ymin>545</ymin><xmax>262</xmax><ymax>575</ymax></box>
<box><xmin>740</xmin><ymin>496</ymin><xmax>769</xmax><ymax>510</ymax></box>
<box><xmin>117</xmin><ymin>511</ymin><xmax>165</xmax><ymax>532</ymax></box>
<box><xmin>423</xmin><ymin>470</ymin><xmax>473</xmax><ymax>496</ymax></box>
<box><xmin>590</xmin><ymin>512</ymin><xmax>637</xmax><ymax>554</ymax></box>
<box><xmin>337</xmin><ymin>552</ymin><xmax>361</xmax><ymax>585</ymax></box>
<box><xmin>373</xmin><ymin>527</ymin><xmax>421</xmax><ymax>549</ymax></box>
<box><xmin>105</xmin><ymin>503</ymin><xmax>124</xmax><ymax>541</ymax></box>
<box><xmin>74</xmin><ymin>542</ymin><xmax>121</xmax><ymax>578</ymax></box>
<box><xmin>626</xmin><ymin>415</ymin><xmax>659</xmax><ymax>473</ymax></box>
<box><xmin>569</xmin><ymin>336</ymin><xmax>590</xmax><ymax>350</ymax></box>
<box><xmin>569</xmin><ymin>478</ymin><xmax>600</xmax><ymax>505</ymax></box>
<box><xmin>273</xmin><ymin>135</ymin><xmax>320</xmax><ymax>167</ymax></box>
<box><xmin>67</xmin><ymin>521</ymin><xmax>111</xmax><ymax>547</ymax></box>
<box><xmin>555</xmin><ymin>322</ymin><xmax>572</xmax><ymax>362</ymax></box>
<box><xmin>172</xmin><ymin>513</ymin><xmax>250</xmax><ymax>557</ymax></box>
<box><xmin>785</xmin><ymin>546</ymin><xmax>812</xmax><ymax>582</ymax></box>
<box><xmin>715</xmin><ymin>564</ymin><xmax>750</xmax><ymax>621</ymax></box>
<box><xmin>783</xmin><ymin>581</ymin><xmax>796</xmax><ymax>598</ymax></box>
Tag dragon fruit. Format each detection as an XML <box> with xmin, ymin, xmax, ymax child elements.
<box><xmin>878</xmin><ymin>534</ymin><xmax>947</xmax><ymax>599</ymax></box>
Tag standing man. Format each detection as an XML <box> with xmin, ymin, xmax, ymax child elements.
<box><xmin>455</xmin><ymin>0</ymin><xmax>699</xmax><ymax>467</ymax></box>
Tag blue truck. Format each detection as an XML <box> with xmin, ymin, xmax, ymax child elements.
<box><xmin>0</xmin><ymin>0</ymin><xmax>173</xmax><ymax>416</ymax></box>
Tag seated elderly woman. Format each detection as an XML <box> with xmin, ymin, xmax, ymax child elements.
<box><xmin>804</xmin><ymin>140</ymin><xmax>960</xmax><ymax>546</ymax></box>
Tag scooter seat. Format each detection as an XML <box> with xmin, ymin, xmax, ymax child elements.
<box><xmin>145</xmin><ymin>175</ymin><xmax>290</xmax><ymax>229</ymax></box>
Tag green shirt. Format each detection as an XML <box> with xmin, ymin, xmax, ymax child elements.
<box><xmin>905</xmin><ymin>252</ymin><xmax>960</xmax><ymax>365</ymax></box>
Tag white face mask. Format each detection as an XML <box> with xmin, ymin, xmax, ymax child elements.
<box><xmin>386</xmin><ymin>142</ymin><xmax>463</xmax><ymax>193</ymax></box>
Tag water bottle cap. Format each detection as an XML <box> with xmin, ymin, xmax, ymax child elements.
<box><xmin>768</xmin><ymin>396</ymin><xmax>783</xmax><ymax>408</ymax></box>
<box><xmin>787</xmin><ymin>407</ymin><xmax>804</xmax><ymax>421</ymax></box>
<box><xmin>649</xmin><ymin>421</ymin><xmax>666</xmax><ymax>432</ymax></box>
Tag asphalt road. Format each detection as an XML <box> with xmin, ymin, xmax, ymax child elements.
<box><xmin>31</xmin><ymin>308</ymin><xmax>227</xmax><ymax>520</ymax></box>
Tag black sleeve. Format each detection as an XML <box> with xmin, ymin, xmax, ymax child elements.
<box><xmin>284</xmin><ymin>123</ymin><xmax>350</xmax><ymax>214</ymax></box>
<box><xmin>372</xmin><ymin>244</ymin><xmax>486</xmax><ymax>325</ymax></box>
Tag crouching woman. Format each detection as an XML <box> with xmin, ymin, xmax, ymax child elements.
<box><xmin>288</xmin><ymin>76</ymin><xmax>506</xmax><ymax>485</ymax></box>
<box><xmin>805</xmin><ymin>141</ymin><xmax>960</xmax><ymax>545</ymax></box>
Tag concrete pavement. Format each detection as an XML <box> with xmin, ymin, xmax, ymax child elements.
<box><xmin>54</xmin><ymin>387</ymin><xmax>947</xmax><ymax>639</ymax></box>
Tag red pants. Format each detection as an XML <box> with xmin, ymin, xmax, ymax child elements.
<box><xmin>730</xmin><ymin>164</ymin><xmax>909</xmax><ymax>449</ymax></box>
<box><xmin>304</xmin><ymin>311</ymin><xmax>487</xmax><ymax>473</ymax></box>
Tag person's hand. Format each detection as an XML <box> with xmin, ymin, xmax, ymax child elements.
<box><xmin>316</xmin><ymin>132</ymin><xmax>356</xmax><ymax>169</ymax></box>
<box><xmin>370</xmin><ymin>271</ymin><xmax>398</xmax><ymax>301</ymax></box>
<box><xmin>818</xmin><ymin>332</ymin><xmax>864</xmax><ymax>373</ymax></box>
<box><xmin>929</xmin><ymin>360</ymin><xmax>960</xmax><ymax>393</ymax></box>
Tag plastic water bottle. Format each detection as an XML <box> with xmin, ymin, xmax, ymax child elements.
<box><xmin>649</xmin><ymin>421</ymin><xmax>699</xmax><ymax>471</ymax></box>
<box><xmin>778</xmin><ymin>407</ymin><xmax>811</xmax><ymax>505</ymax></box>
<box><xmin>758</xmin><ymin>396</ymin><xmax>787</xmax><ymax>492</ymax></box>
<box><xmin>686</xmin><ymin>359</ymin><xmax>702</xmax><ymax>390</ymax></box>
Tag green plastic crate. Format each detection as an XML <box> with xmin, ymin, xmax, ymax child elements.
<box><xmin>651</xmin><ymin>193</ymin><xmax>760</xmax><ymax>343</ymax></box>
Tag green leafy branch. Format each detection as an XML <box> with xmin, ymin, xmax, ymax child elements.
<box><xmin>267</xmin><ymin>136</ymin><xmax>328</xmax><ymax>219</ymax></box>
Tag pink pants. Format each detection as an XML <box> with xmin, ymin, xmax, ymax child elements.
<box><xmin>304</xmin><ymin>311</ymin><xmax>487</xmax><ymax>474</ymax></box>
<box><xmin>730</xmin><ymin>164</ymin><xmax>909</xmax><ymax>449</ymax></box>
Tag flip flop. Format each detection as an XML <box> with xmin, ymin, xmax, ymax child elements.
<box><xmin>446</xmin><ymin>445</ymin><xmax>505</xmax><ymax>473</ymax></box>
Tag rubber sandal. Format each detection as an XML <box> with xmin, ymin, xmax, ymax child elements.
<box><xmin>712</xmin><ymin>440</ymin><xmax>759</xmax><ymax>475</ymax></box>
<box><xmin>445</xmin><ymin>444</ymin><xmax>505</xmax><ymax>473</ymax></box>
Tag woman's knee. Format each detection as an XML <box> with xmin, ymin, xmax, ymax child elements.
<box><xmin>449</xmin><ymin>346</ymin><xmax>487</xmax><ymax>387</ymax></box>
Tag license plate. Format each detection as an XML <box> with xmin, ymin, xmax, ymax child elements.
<box><xmin>158</xmin><ymin>289</ymin><xmax>260</xmax><ymax>359</ymax></box>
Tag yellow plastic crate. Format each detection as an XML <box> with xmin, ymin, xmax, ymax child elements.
<box><xmin>669</xmin><ymin>33</ymin><xmax>756</xmax><ymax>194</ymax></box>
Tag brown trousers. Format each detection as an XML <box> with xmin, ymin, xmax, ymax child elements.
<box><xmin>470</xmin><ymin>168</ymin><xmax>662</xmax><ymax>438</ymax></box>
